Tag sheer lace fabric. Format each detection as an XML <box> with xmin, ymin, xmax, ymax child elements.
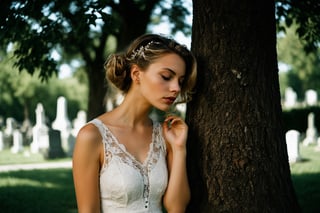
<box><xmin>90</xmin><ymin>119</ymin><xmax>168</xmax><ymax>213</ymax></box>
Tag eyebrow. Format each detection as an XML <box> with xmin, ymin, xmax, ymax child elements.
<box><xmin>163</xmin><ymin>68</ymin><xmax>185</xmax><ymax>78</ymax></box>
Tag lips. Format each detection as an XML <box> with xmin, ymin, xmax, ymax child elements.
<box><xmin>163</xmin><ymin>97</ymin><xmax>176</xmax><ymax>104</ymax></box>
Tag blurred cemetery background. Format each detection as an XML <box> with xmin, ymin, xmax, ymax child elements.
<box><xmin>1</xmin><ymin>21</ymin><xmax>319</xmax><ymax>165</ymax></box>
<box><xmin>0</xmin><ymin>0</ymin><xmax>320</xmax><ymax>212</ymax></box>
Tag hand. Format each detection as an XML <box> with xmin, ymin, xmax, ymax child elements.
<box><xmin>162</xmin><ymin>115</ymin><xmax>188</xmax><ymax>151</ymax></box>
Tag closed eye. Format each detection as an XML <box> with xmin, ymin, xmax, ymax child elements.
<box><xmin>161</xmin><ymin>75</ymin><xmax>171</xmax><ymax>81</ymax></box>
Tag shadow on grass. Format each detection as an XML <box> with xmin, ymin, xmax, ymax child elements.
<box><xmin>0</xmin><ymin>168</ymin><xmax>77</xmax><ymax>213</ymax></box>
<box><xmin>1</xmin><ymin>166</ymin><xmax>319</xmax><ymax>213</ymax></box>
<box><xmin>291</xmin><ymin>172</ymin><xmax>320</xmax><ymax>213</ymax></box>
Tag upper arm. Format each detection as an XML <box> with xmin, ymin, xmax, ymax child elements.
<box><xmin>165</xmin><ymin>140</ymin><xmax>173</xmax><ymax>175</ymax></box>
<box><xmin>72</xmin><ymin>124</ymin><xmax>103</xmax><ymax>213</ymax></box>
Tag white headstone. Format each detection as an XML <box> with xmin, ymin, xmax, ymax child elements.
<box><xmin>284</xmin><ymin>87</ymin><xmax>297</xmax><ymax>108</ymax></box>
<box><xmin>67</xmin><ymin>110</ymin><xmax>87</xmax><ymax>157</ymax></box>
<box><xmin>305</xmin><ymin>89</ymin><xmax>318</xmax><ymax>106</ymax></box>
<box><xmin>11</xmin><ymin>130</ymin><xmax>24</xmax><ymax>154</ymax></box>
<box><xmin>4</xmin><ymin>117</ymin><xmax>16</xmax><ymax>136</ymax></box>
<box><xmin>115</xmin><ymin>93</ymin><xmax>124</xmax><ymax>106</ymax></box>
<box><xmin>0</xmin><ymin>131</ymin><xmax>3</xmax><ymax>151</ymax></box>
<box><xmin>176</xmin><ymin>103</ymin><xmax>187</xmax><ymax>115</ymax></box>
<box><xmin>51</xmin><ymin>96</ymin><xmax>71</xmax><ymax>153</ymax></box>
<box><xmin>72</xmin><ymin>110</ymin><xmax>87</xmax><ymax>137</ymax></box>
<box><xmin>302</xmin><ymin>113</ymin><xmax>318</xmax><ymax>146</ymax></box>
<box><xmin>31</xmin><ymin>103</ymin><xmax>50</xmax><ymax>153</ymax></box>
<box><xmin>286</xmin><ymin>130</ymin><xmax>301</xmax><ymax>163</ymax></box>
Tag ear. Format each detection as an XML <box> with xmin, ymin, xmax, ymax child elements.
<box><xmin>131</xmin><ymin>64</ymin><xmax>140</xmax><ymax>84</ymax></box>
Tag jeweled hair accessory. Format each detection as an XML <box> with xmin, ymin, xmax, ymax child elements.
<box><xmin>129</xmin><ymin>41</ymin><xmax>162</xmax><ymax>60</ymax></box>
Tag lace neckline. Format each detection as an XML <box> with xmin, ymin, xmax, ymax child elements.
<box><xmin>93</xmin><ymin>118</ymin><xmax>164</xmax><ymax>209</ymax></box>
<box><xmin>100</xmin><ymin>121</ymin><xmax>156</xmax><ymax>167</ymax></box>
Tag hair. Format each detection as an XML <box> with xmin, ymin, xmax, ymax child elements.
<box><xmin>104</xmin><ymin>33</ymin><xmax>197</xmax><ymax>103</ymax></box>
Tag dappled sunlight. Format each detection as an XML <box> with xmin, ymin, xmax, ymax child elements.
<box><xmin>0</xmin><ymin>177</ymin><xmax>60</xmax><ymax>188</ymax></box>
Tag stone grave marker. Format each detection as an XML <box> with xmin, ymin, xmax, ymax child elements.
<box><xmin>11</xmin><ymin>130</ymin><xmax>24</xmax><ymax>154</ymax></box>
<box><xmin>72</xmin><ymin>110</ymin><xmax>87</xmax><ymax>137</ymax></box>
<box><xmin>68</xmin><ymin>110</ymin><xmax>87</xmax><ymax>157</ymax></box>
<box><xmin>286</xmin><ymin>130</ymin><xmax>301</xmax><ymax>163</ymax></box>
<box><xmin>305</xmin><ymin>89</ymin><xmax>318</xmax><ymax>106</ymax></box>
<box><xmin>42</xmin><ymin>129</ymin><xmax>65</xmax><ymax>159</ymax></box>
<box><xmin>3</xmin><ymin>117</ymin><xmax>16</xmax><ymax>148</ymax></box>
<box><xmin>52</xmin><ymin>96</ymin><xmax>72</xmax><ymax>154</ymax></box>
<box><xmin>0</xmin><ymin>131</ymin><xmax>3</xmax><ymax>151</ymax></box>
<box><xmin>31</xmin><ymin>103</ymin><xmax>50</xmax><ymax>153</ymax></box>
<box><xmin>302</xmin><ymin>112</ymin><xmax>318</xmax><ymax>146</ymax></box>
<box><xmin>284</xmin><ymin>87</ymin><xmax>297</xmax><ymax>108</ymax></box>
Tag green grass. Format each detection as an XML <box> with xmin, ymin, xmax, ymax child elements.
<box><xmin>0</xmin><ymin>168</ymin><xmax>77</xmax><ymax>213</ymax></box>
<box><xmin>0</xmin><ymin>145</ymin><xmax>319</xmax><ymax>212</ymax></box>
<box><xmin>0</xmin><ymin>148</ymin><xmax>71</xmax><ymax>165</ymax></box>
<box><xmin>290</xmin><ymin>145</ymin><xmax>320</xmax><ymax>213</ymax></box>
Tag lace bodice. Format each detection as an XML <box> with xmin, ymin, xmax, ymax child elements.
<box><xmin>90</xmin><ymin>119</ymin><xmax>168</xmax><ymax>213</ymax></box>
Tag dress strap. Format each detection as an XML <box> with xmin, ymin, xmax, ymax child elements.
<box><xmin>154</xmin><ymin>122</ymin><xmax>167</xmax><ymax>153</ymax></box>
<box><xmin>89</xmin><ymin>119</ymin><xmax>107</xmax><ymax>142</ymax></box>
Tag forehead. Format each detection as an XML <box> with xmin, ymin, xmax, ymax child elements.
<box><xmin>150</xmin><ymin>53</ymin><xmax>186</xmax><ymax>76</ymax></box>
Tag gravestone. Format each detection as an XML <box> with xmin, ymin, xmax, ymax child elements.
<box><xmin>20</xmin><ymin>118</ymin><xmax>33</xmax><ymax>146</ymax></box>
<box><xmin>11</xmin><ymin>130</ymin><xmax>24</xmax><ymax>154</ymax></box>
<box><xmin>0</xmin><ymin>131</ymin><xmax>3</xmax><ymax>151</ymax></box>
<box><xmin>176</xmin><ymin>103</ymin><xmax>187</xmax><ymax>115</ymax></box>
<box><xmin>30</xmin><ymin>103</ymin><xmax>50</xmax><ymax>153</ymax></box>
<box><xmin>285</xmin><ymin>130</ymin><xmax>301</xmax><ymax>163</ymax></box>
<box><xmin>67</xmin><ymin>110</ymin><xmax>87</xmax><ymax>156</ymax></box>
<box><xmin>4</xmin><ymin>117</ymin><xmax>16</xmax><ymax>136</ymax></box>
<box><xmin>115</xmin><ymin>92</ymin><xmax>124</xmax><ymax>106</ymax></box>
<box><xmin>284</xmin><ymin>87</ymin><xmax>297</xmax><ymax>108</ymax></box>
<box><xmin>42</xmin><ymin>130</ymin><xmax>65</xmax><ymax>159</ymax></box>
<box><xmin>72</xmin><ymin>110</ymin><xmax>87</xmax><ymax>137</ymax></box>
<box><xmin>51</xmin><ymin>96</ymin><xmax>72</xmax><ymax>154</ymax></box>
<box><xmin>302</xmin><ymin>113</ymin><xmax>318</xmax><ymax>146</ymax></box>
<box><xmin>4</xmin><ymin>117</ymin><xmax>16</xmax><ymax>148</ymax></box>
<box><xmin>305</xmin><ymin>89</ymin><xmax>318</xmax><ymax>106</ymax></box>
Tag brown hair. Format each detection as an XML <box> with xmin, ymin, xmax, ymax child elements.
<box><xmin>104</xmin><ymin>34</ymin><xmax>197</xmax><ymax>102</ymax></box>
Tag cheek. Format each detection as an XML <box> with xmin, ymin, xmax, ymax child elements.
<box><xmin>142</xmin><ymin>75</ymin><xmax>166</xmax><ymax>92</ymax></box>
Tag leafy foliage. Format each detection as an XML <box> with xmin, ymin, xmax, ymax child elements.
<box><xmin>0</xmin><ymin>0</ymin><xmax>189</xmax><ymax>80</ymax></box>
<box><xmin>276</xmin><ymin>0</ymin><xmax>320</xmax><ymax>53</ymax></box>
<box><xmin>277</xmin><ymin>24</ymin><xmax>320</xmax><ymax>99</ymax></box>
<box><xmin>0</xmin><ymin>52</ymin><xmax>88</xmax><ymax>123</ymax></box>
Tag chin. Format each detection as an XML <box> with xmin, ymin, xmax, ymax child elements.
<box><xmin>154</xmin><ymin>105</ymin><xmax>171</xmax><ymax>112</ymax></box>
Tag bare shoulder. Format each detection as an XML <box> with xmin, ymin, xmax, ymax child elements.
<box><xmin>74</xmin><ymin>123</ymin><xmax>102</xmax><ymax>155</ymax></box>
<box><xmin>77</xmin><ymin>123</ymin><xmax>101</xmax><ymax>142</ymax></box>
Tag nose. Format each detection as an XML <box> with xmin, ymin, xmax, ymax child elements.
<box><xmin>170</xmin><ymin>79</ymin><xmax>181</xmax><ymax>93</ymax></box>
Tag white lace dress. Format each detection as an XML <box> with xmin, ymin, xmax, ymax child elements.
<box><xmin>89</xmin><ymin>119</ymin><xmax>168</xmax><ymax>213</ymax></box>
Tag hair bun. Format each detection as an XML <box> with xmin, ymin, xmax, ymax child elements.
<box><xmin>105</xmin><ymin>54</ymin><xmax>130</xmax><ymax>91</ymax></box>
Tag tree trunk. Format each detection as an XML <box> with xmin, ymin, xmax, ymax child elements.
<box><xmin>186</xmin><ymin>0</ymin><xmax>300</xmax><ymax>212</ymax></box>
<box><xmin>87</xmin><ymin>64</ymin><xmax>107</xmax><ymax>121</ymax></box>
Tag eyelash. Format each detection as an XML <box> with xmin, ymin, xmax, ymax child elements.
<box><xmin>161</xmin><ymin>75</ymin><xmax>171</xmax><ymax>81</ymax></box>
<box><xmin>161</xmin><ymin>75</ymin><xmax>184</xmax><ymax>86</ymax></box>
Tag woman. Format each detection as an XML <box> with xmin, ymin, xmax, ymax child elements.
<box><xmin>72</xmin><ymin>33</ymin><xmax>197</xmax><ymax>213</ymax></box>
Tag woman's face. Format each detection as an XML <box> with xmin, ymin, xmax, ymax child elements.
<box><xmin>138</xmin><ymin>53</ymin><xmax>186</xmax><ymax>111</ymax></box>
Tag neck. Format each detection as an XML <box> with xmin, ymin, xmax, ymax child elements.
<box><xmin>111</xmin><ymin>91</ymin><xmax>153</xmax><ymax>128</ymax></box>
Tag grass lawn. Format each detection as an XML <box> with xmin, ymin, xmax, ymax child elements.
<box><xmin>290</xmin><ymin>144</ymin><xmax>320</xmax><ymax>213</ymax></box>
<box><xmin>0</xmin><ymin>144</ymin><xmax>319</xmax><ymax>212</ymax></box>
<box><xmin>0</xmin><ymin>148</ymin><xmax>75</xmax><ymax>213</ymax></box>
<box><xmin>0</xmin><ymin>168</ymin><xmax>76</xmax><ymax>213</ymax></box>
<box><xmin>0</xmin><ymin>148</ymin><xmax>71</xmax><ymax>165</ymax></box>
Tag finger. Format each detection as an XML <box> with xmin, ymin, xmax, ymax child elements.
<box><xmin>162</xmin><ymin>118</ymin><xmax>172</xmax><ymax>131</ymax></box>
<box><xmin>167</xmin><ymin>117</ymin><xmax>184</xmax><ymax>127</ymax></box>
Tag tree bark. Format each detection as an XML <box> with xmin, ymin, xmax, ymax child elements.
<box><xmin>186</xmin><ymin>0</ymin><xmax>300</xmax><ymax>212</ymax></box>
<box><xmin>87</xmin><ymin>63</ymin><xmax>107</xmax><ymax>120</ymax></box>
